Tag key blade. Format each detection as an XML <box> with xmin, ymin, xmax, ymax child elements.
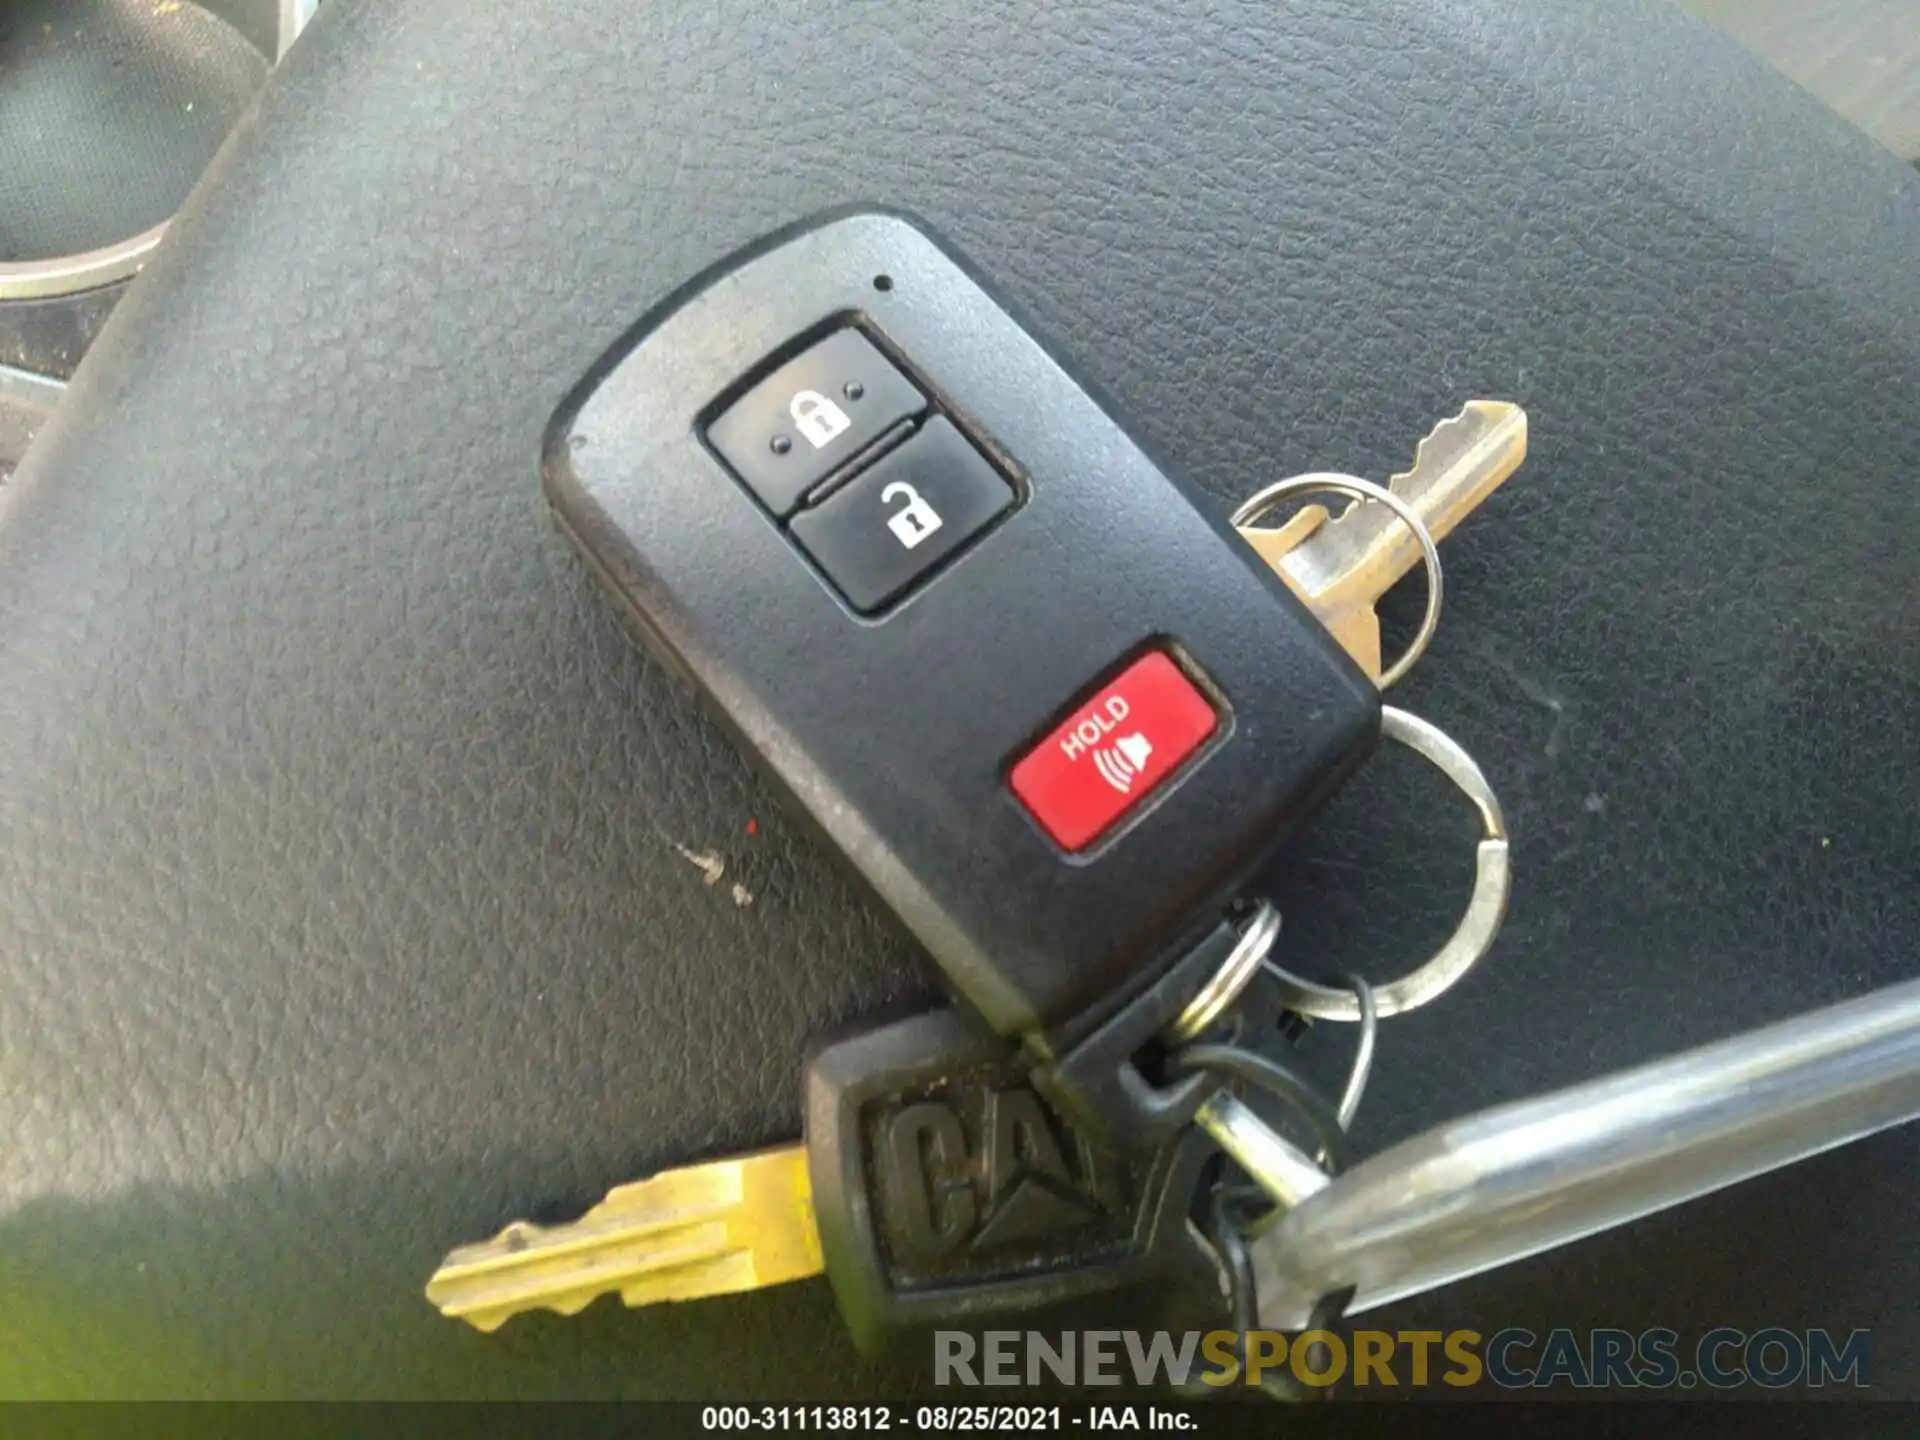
<box><xmin>425</xmin><ymin>1144</ymin><xmax>822</xmax><ymax>1331</ymax></box>
<box><xmin>1278</xmin><ymin>400</ymin><xmax>1526</xmax><ymax>604</ymax></box>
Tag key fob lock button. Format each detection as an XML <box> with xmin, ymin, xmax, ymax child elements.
<box><xmin>706</xmin><ymin>328</ymin><xmax>927</xmax><ymax>517</ymax></box>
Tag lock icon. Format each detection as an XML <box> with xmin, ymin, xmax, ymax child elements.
<box><xmin>881</xmin><ymin>481</ymin><xmax>944</xmax><ymax>549</ymax></box>
<box><xmin>789</xmin><ymin>389</ymin><xmax>852</xmax><ymax>449</ymax></box>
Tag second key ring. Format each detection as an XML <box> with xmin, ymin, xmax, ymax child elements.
<box><xmin>1264</xmin><ymin>707</ymin><xmax>1511</xmax><ymax>1022</ymax></box>
<box><xmin>1231</xmin><ymin>472</ymin><xmax>1444</xmax><ymax>690</ymax></box>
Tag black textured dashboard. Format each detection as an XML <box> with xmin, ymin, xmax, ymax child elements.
<box><xmin>0</xmin><ymin>0</ymin><xmax>1915</xmax><ymax>1400</ymax></box>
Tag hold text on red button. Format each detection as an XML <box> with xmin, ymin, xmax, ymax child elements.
<box><xmin>1009</xmin><ymin>650</ymin><xmax>1218</xmax><ymax>851</ymax></box>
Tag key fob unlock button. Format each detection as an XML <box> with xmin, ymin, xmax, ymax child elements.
<box><xmin>789</xmin><ymin>416</ymin><xmax>1015</xmax><ymax>613</ymax></box>
<box><xmin>1010</xmin><ymin>652</ymin><xmax>1219</xmax><ymax>852</ymax></box>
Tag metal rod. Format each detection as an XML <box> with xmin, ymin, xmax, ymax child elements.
<box><xmin>1196</xmin><ymin>1093</ymin><xmax>1329</xmax><ymax>1210</ymax></box>
<box><xmin>1251</xmin><ymin>977</ymin><xmax>1920</xmax><ymax>1329</ymax></box>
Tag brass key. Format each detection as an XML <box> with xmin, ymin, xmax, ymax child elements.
<box><xmin>1238</xmin><ymin>401</ymin><xmax>1527</xmax><ymax>680</ymax></box>
<box><xmin>427</xmin><ymin>1006</ymin><xmax>1229</xmax><ymax>1340</ymax></box>
<box><xmin>426</xmin><ymin>1145</ymin><xmax>820</xmax><ymax>1331</ymax></box>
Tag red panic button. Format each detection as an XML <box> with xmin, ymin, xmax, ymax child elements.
<box><xmin>1009</xmin><ymin>651</ymin><xmax>1219</xmax><ymax>852</ymax></box>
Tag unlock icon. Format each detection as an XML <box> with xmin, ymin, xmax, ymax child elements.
<box><xmin>881</xmin><ymin>482</ymin><xmax>944</xmax><ymax>549</ymax></box>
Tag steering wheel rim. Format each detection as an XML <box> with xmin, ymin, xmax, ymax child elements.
<box><xmin>4</xmin><ymin>0</ymin><xmax>1918</xmax><ymax>1399</ymax></box>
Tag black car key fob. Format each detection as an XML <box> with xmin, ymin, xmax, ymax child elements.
<box><xmin>544</xmin><ymin>211</ymin><xmax>1378</xmax><ymax>1135</ymax></box>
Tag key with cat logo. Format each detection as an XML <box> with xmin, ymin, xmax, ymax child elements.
<box><xmin>427</xmin><ymin>1008</ymin><xmax>1219</xmax><ymax>1351</ymax></box>
<box><xmin>1236</xmin><ymin>400</ymin><xmax>1528</xmax><ymax>683</ymax></box>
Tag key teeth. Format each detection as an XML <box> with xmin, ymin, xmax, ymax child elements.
<box><xmin>427</xmin><ymin>1268</ymin><xmax>655</xmax><ymax>1331</ymax></box>
<box><xmin>475</xmin><ymin>1218</ymin><xmax>541</xmax><ymax>1258</ymax></box>
<box><xmin>454</xmin><ymin>1291</ymin><xmax>604</xmax><ymax>1333</ymax></box>
<box><xmin>1394</xmin><ymin>400</ymin><xmax>1526</xmax><ymax>491</ymax></box>
<box><xmin>430</xmin><ymin>1219</ymin><xmax>553</xmax><ymax>1276</ymax></box>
